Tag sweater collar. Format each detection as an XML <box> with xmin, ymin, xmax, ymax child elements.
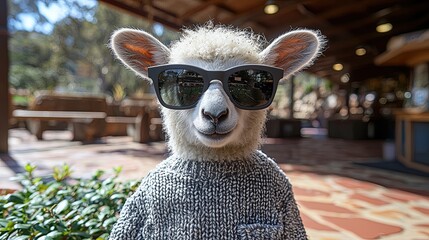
<box><xmin>158</xmin><ymin>150</ymin><xmax>269</xmax><ymax>179</ymax></box>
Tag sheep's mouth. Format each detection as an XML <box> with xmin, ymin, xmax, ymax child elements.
<box><xmin>198</xmin><ymin>130</ymin><xmax>232</xmax><ymax>140</ymax></box>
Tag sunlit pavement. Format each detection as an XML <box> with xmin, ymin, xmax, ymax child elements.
<box><xmin>2</xmin><ymin>129</ymin><xmax>429</xmax><ymax>239</ymax></box>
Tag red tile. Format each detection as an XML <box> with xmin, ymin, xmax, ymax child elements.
<box><xmin>299</xmin><ymin>200</ymin><xmax>355</xmax><ymax>214</ymax></box>
<box><xmin>396</xmin><ymin>188</ymin><xmax>429</xmax><ymax>198</ymax></box>
<box><xmin>335</xmin><ymin>178</ymin><xmax>377</xmax><ymax>190</ymax></box>
<box><xmin>383</xmin><ymin>190</ymin><xmax>424</xmax><ymax>202</ymax></box>
<box><xmin>293</xmin><ymin>187</ymin><xmax>330</xmax><ymax>197</ymax></box>
<box><xmin>300</xmin><ymin>212</ymin><xmax>336</xmax><ymax>232</ymax></box>
<box><xmin>417</xmin><ymin>224</ymin><xmax>429</xmax><ymax>228</ymax></box>
<box><xmin>350</xmin><ymin>193</ymin><xmax>389</xmax><ymax>206</ymax></box>
<box><xmin>373</xmin><ymin>210</ymin><xmax>410</xmax><ymax>220</ymax></box>
<box><xmin>323</xmin><ymin>216</ymin><xmax>403</xmax><ymax>239</ymax></box>
<box><xmin>421</xmin><ymin>231</ymin><xmax>429</xmax><ymax>237</ymax></box>
<box><xmin>414</xmin><ymin>207</ymin><xmax>429</xmax><ymax>216</ymax></box>
<box><xmin>0</xmin><ymin>188</ymin><xmax>17</xmax><ymax>195</ymax></box>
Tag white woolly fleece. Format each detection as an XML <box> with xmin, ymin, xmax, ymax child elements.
<box><xmin>161</xmin><ymin>107</ymin><xmax>268</xmax><ymax>161</ymax></box>
<box><xmin>169</xmin><ymin>24</ymin><xmax>266</xmax><ymax>65</ymax></box>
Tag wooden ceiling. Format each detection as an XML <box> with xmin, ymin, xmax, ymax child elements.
<box><xmin>100</xmin><ymin>0</ymin><xmax>429</xmax><ymax>83</ymax></box>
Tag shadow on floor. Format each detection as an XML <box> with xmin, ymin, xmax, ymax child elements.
<box><xmin>355</xmin><ymin>160</ymin><xmax>429</xmax><ymax>178</ymax></box>
<box><xmin>97</xmin><ymin>147</ymin><xmax>168</xmax><ymax>159</ymax></box>
<box><xmin>0</xmin><ymin>154</ymin><xmax>25</xmax><ymax>174</ymax></box>
<box><xmin>284</xmin><ymin>161</ymin><xmax>429</xmax><ymax>196</ymax></box>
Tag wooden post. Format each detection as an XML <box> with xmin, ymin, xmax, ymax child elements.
<box><xmin>289</xmin><ymin>75</ymin><xmax>295</xmax><ymax>119</ymax></box>
<box><xmin>0</xmin><ymin>0</ymin><xmax>9</xmax><ymax>153</ymax></box>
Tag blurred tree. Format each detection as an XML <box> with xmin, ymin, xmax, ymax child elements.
<box><xmin>8</xmin><ymin>0</ymin><xmax>50</xmax><ymax>32</ymax></box>
<box><xmin>8</xmin><ymin>0</ymin><xmax>178</xmax><ymax>97</ymax></box>
<box><xmin>9</xmin><ymin>31</ymin><xmax>58</xmax><ymax>90</ymax></box>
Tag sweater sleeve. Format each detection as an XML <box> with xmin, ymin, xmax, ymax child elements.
<box><xmin>280</xmin><ymin>180</ymin><xmax>308</xmax><ymax>240</ymax></box>
<box><xmin>109</xmin><ymin>183</ymin><xmax>147</xmax><ymax>240</ymax></box>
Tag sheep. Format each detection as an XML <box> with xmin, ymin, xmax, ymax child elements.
<box><xmin>109</xmin><ymin>23</ymin><xmax>323</xmax><ymax>240</ymax></box>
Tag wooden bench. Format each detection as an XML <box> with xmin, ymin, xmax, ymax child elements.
<box><xmin>11</xmin><ymin>93</ymin><xmax>163</xmax><ymax>143</ymax></box>
<box><xmin>120</xmin><ymin>97</ymin><xmax>164</xmax><ymax>143</ymax></box>
<box><xmin>12</xmin><ymin>94</ymin><xmax>109</xmax><ymax>142</ymax></box>
<box><xmin>13</xmin><ymin>110</ymin><xmax>107</xmax><ymax>142</ymax></box>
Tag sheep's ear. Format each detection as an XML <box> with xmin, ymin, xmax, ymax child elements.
<box><xmin>260</xmin><ymin>30</ymin><xmax>323</xmax><ymax>78</ymax></box>
<box><xmin>111</xmin><ymin>28</ymin><xmax>170</xmax><ymax>81</ymax></box>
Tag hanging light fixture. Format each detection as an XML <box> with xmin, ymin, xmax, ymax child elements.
<box><xmin>355</xmin><ymin>47</ymin><xmax>367</xmax><ymax>56</ymax></box>
<box><xmin>332</xmin><ymin>63</ymin><xmax>344</xmax><ymax>71</ymax></box>
<box><xmin>376</xmin><ymin>19</ymin><xmax>393</xmax><ymax>33</ymax></box>
<box><xmin>340</xmin><ymin>73</ymin><xmax>350</xmax><ymax>83</ymax></box>
<box><xmin>264</xmin><ymin>0</ymin><xmax>279</xmax><ymax>15</ymax></box>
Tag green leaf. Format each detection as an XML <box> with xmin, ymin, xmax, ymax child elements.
<box><xmin>70</xmin><ymin>200</ymin><xmax>83</xmax><ymax>207</ymax></box>
<box><xmin>7</xmin><ymin>193</ymin><xmax>24</xmax><ymax>203</ymax></box>
<box><xmin>43</xmin><ymin>218</ymin><xmax>55</xmax><ymax>225</ymax></box>
<box><xmin>24</xmin><ymin>163</ymin><xmax>36</xmax><ymax>174</ymax></box>
<box><xmin>113</xmin><ymin>166</ymin><xmax>123</xmax><ymax>177</ymax></box>
<box><xmin>69</xmin><ymin>215</ymin><xmax>82</xmax><ymax>223</ymax></box>
<box><xmin>84</xmin><ymin>192</ymin><xmax>96</xmax><ymax>200</ymax></box>
<box><xmin>102</xmin><ymin>178</ymin><xmax>114</xmax><ymax>186</ymax></box>
<box><xmin>89</xmin><ymin>228</ymin><xmax>104</xmax><ymax>235</ymax></box>
<box><xmin>57</xmin><ymin>189</ymin><xmax>71</xmax><ymax>195</ymax></box>
<box><xmin>69</xmin><ymin>232</ymin><xmax>91</xmax><ymax>238</ymax></box>
<box><xmin>102</xmin><ymin>217</ymin><xmax>116</xmax><ymax>228</ymax></box>
<box><xmin>54</xmin><ymin>200</ymin><xmax>69</xmax><ymax>215</ymax></box>
<box><xmin>0</xmin><ymin>220</ymin><xmax>8</xmax><ymax>227</ymax></box>
<box><xmin>90</xmin><ymin>195</ymin><xmax>101</xmax><ymax>203</ymax></box>
<box><xmin>98</xmin><ymin>233</ymin><xmax>109</xmax><ymax>239</ymax></box>
<box><xmin>37</xmin><ymin>236</ymin><xmax>54</xmax><ymax>240</ymax></box>
<box><xmin>5</xmin><ymin>221</ymin><xmax>14</xmax><ymax>230</ymax></box>
<box><xmin>81</xmin><ymin>205</ymin><xmax>97</xmax><ymax>216</ymax></box>
<box><xmin>64</xmin><ymin>209</ymin><xmax>78</xmax><ymax>220</ymax></box>
<box><xmin>84</xmin><ymin>218</ymin><xmax>98</xmax><ymax>228</ymax></box>
<box><xmin>47</xmin><ymin>230</ymin><xmax>63</xmax><ymax>238</ymax></box>
<box><xmin>33</xmin><ymin>224</ymin><xmax>49</xmax><ymax>234</ymax></box>
<box><xmin>44</xmin><ymin>182</ymin><xmax>61</xmax><ymax>195</ymax></box>
<box><xmin>93</xmin><ymin>170</ymin><xmax>105</xmax><ymax>180</ymax></box>
<box><xmin>3</xmin><ymin>202</ymin><xmax>14</xmax><ymax>208</ymax></box>
<box><xmin>110</xmin><ymin>193</ymin><xmax>126</xmax><ymax>200</ymax></box>
<box><xmin>14</xmin><ymin>223</ymin><xmax>32</xmax><ymax>230</ymax></box>
<box><xmin>12</xmin><ymin>236</ymin><xmax>30</xmax><ymax>240</ymax></box>
<box><xmin>53</xmin><ymin>165</ymin><xmax>71</xmax><ymax>182</ymax></box>
<box><xmin>36</xmin><ymin>214</ymin><xmax>44</xmax><ymax>222</ymax></box>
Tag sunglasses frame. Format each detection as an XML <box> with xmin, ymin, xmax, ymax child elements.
<box><xmin>148</xmin><ymin>64</ymin><xmax>284</xmax><ymax>110</ymax></box>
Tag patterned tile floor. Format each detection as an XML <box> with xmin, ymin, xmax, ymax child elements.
<box><xmin>1</xmin><ymin>129</ymin><xmax>429</xmax><ymax>239</ymax></box>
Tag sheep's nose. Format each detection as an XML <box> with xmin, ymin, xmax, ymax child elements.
<box><xmin>202</xmin><ymin>109</ymin><xmax>228</xmax><ymax>125</ymax></box>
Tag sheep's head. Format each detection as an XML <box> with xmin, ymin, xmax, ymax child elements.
<box><xmin>111</xmin><ymin>24</ymin><xmax>323</xmax><ymax>161</ymax></box>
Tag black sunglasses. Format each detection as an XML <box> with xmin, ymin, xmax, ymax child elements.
<box><xmin>148</xmin><ymin>64</ymin><xmax>284</xmax><ymax>110</ymax></box>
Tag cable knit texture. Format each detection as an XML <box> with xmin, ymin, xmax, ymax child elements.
<box><xmin>109</xmin><ymin>151</ymin><xmax>307</xmax><ymax>240</ymax></box>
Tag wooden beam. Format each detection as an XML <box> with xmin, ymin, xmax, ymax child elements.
<box><xmin>322</xmin><ymin>1</ymin><xmax>429</xmax><ymax>36</ymax></box>
<box><xmin>266</xmin><ymin>0</ymin><xmax>403</xmax><ymax>39</ymax></box>
<box><xmin>290</xmin><ymin>0</ymin><xmax>399</xmax><ymax>28</ymax></box>
<box><xmin>224</xmin><ymin>0</ymin><xmax>323</xmax><ymax>26</ymax></box>
<box><xmin>0</xmin><ymin>0</ymin><xmax>9</xmax><ymax>153</ymax></box>
<box><xmin>179</xmin><ymin>0</ymin><xmax>225</xmax><ymax>23</ymax></box>
<box><xmin>325</xmin><ymin>13</ymin><xmax>429</xmax><ymax>56</ymax></box>
<box><xmin>99</xmin><ymin>0</ymin><xmax>183</xmax><ymax>30</ymax></box>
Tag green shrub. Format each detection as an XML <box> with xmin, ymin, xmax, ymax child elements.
<box><xmin>0</xmin><ymin>164</ymin><xmax>140</xmax><ymax>240</ymax></box>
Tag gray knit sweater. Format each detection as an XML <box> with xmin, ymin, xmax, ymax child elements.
<box><xmin>109</xmin><ymin>151</ymin><xmax>307</xmax><ymax>239</ymax></box>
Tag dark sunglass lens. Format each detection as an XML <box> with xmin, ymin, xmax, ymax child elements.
<box><xmin>158</xmin><ymin>69</ymin><xmax>204</xmax><ymax>107</ymax></box>
<box><xmin>228</xmin><ymin>69</ymin><xmax>274</xmax><ymax>108</ymax></box>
